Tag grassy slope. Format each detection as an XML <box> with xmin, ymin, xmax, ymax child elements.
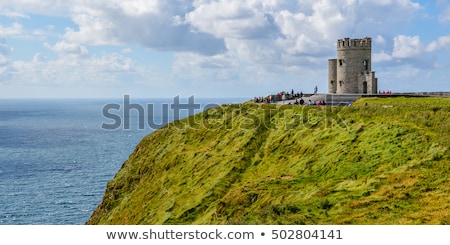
<box><xmin>86</xmin><ymin>97</ymin><xmax>450</xmax><ymax>225</ymax></box>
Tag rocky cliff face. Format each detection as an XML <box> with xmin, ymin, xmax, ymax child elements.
<box><xmin>87</xmin><ymin>97</ymin><xmax>450</xmax><ymax>225</ymax></box>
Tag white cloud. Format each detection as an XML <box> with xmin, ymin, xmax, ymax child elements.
<box><xmin>426</xmin><ymin>35</ymin><xmax>450</xmax><ymax>52</ymax></box>
<box><xmin>0</xmin><ymin>1</ymin><xmax>70</xmax><ymax>17</ymax></box>
<box><xmin>0</xmin><ymin>8</ymin><xmax>30</xmax><ymax>19</ymax></box>
<box><xmin>375</xmin><ymin>35</ymin><xmax>386</xmax><ymax>44</ymax></box>
<box><xmin>45</xmin><ymin>41</ymin><xmax>89</xmax><ymax>57</ymax></box>
<box><xmin>395</xmin><ymin>65</ymin><xmax>421</xmax><ymax>79</ymax></box>
<box><xmin>116</xmin><ymin>0</ymin><xmax>161</xmax><ymax>16</ymax></box>
<box><xmin>387</xmin><ymin>34</ymin><xmax>450</xmax><ymax>57</ymax></box>
<box><xmin>0</xmin><ymin>41</ymin><xmax>13</xmax><ymax>65</ymax></box>
<box><xmin>121</xmin><ymin>48</ymin><xmax>132</xmax><ymax>54</ymax></box>
<box><xmin>0</xmin><ymin>0</ymin><xmax>424</xmax><ymax>58</ymax></box>
<box><xmin>185</xmin><ymin>0</ymin><xmax>280</xmax><ymax>39</ymax></box>
<box><xmin>62</xmin><ymin>1</ymin><xmax>226</xmax><ymax>55</ymax></box>
<box><xmin>175</xmin><ymin>53</ymin><xmax>237</xmax><ymax>70</ymax></box>
<box><xmin>3</xmin><ymin>51</ymin><xmax>154</xmax><ymax>87</ymax></box>
<box><xmin>33</xmin><ymin>29</ymin><xmax>45</xmax><ymax>36</ymax></box>
<box><xmin>360</xmin><ymin>0</ymin><xmax>420</xmax><ymax>10</ymax></box>
<box><xmin>172</xmin><ymin>52</ymin><xmax>240</xmax><ymax>83</ymax></box>
<box><xmin>439</xmin><ymin>6</ymin><xmax>450</xmax><ymax>23</ymax></box>
<box><xmin>375</xmin><ymin>34</ymin><xmax>450</xmax><ymax>71</ymax></box>
<box><xmin>0</xmin><ymin>23</ymin><xmax>24</xmax><ymax>38</ymax></box>
<box><xmin>0</xmin><ymin>54</ymin><xmax>8</xmax><ymax>65</ymax></box>
<box><xmin>0</xmin><ymin>42</ymin><xmax>14</xmax><ymax>55</ymax></box>
<box><xmin>392</xmin><ymin>35</ymin><xmax>423</xmax><ymax>58</ymax></box>
<box><xmin>226</xmin><ymin>38</ymin><xmax>281</xmax><ymax>64</ymax></box>
<box><xmin>373</xmin><ymin>51</ymin><xmax>393</xmax><ymax>63</ymax></box>
<box><xmin>32</xmin><ymin>53</ymin><xmax>47</xmax><ymax>63</ymax></box>
<box><xmin>64</xmin><ymin>12</ymin><xmax>121</xmax><ymax>46</ymax></box>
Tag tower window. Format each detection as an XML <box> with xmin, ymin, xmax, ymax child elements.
<box><xmin>339</xmin><ymin>59</ymin><xmax>343</xmax><ymax>66</ymax></box>
<box><xmin>363</xmin><ymin>60</ymin><xmax>369</xmax><ymax>71</ymax></box>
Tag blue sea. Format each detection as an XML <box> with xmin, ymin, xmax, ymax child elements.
<box><xmin>0</xmin><ymin>97</ymin><xmax>245</xmax><ymax>225</ymax></box>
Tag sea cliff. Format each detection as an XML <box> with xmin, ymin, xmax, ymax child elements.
<box><xmin>87</xmin><ymin>97</ymin><xmax>450</xmax><ymax>224</ymax></box>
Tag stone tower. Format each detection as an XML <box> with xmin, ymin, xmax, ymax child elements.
<box><xmin>328</xmin><ymin>37</ymin><xmax>377</xmax><ymax>94</ymax></box>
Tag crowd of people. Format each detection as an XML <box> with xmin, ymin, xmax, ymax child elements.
<box><xmin>290</xmin><ymin>98</ymin><xmax>326</xmax><ymax>106</ymax></box>
<box><xmin>253</xmin><ymin>87</ymin><xmax>328</xmax><ymax>106</ymax></box>
<box><xmin>379</xmin><ymin>90</ymin><xmax>393</xmax><ymax>94</ymax></box>
<box><xmin>253</xmin><ymin>89</ymin><xmax>304</xmax><ymax>104</ymax></box>
<box><xmin>253</xmin><ymin>87</ymin><xmax>395</xmax><ymax>106</ymax></box>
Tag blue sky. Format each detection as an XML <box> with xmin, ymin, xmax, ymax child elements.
<box><xmin>0</xmin><ymin>0</ymin><xmax>449</xmax><ymax>98</ymax></box>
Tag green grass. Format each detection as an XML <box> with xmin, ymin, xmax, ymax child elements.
<box><xmin>86</xmin><ymin>97</ymin><xmax>450</xmax><ymax>225</ymax></box>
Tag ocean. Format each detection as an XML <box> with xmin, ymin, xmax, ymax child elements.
<box><xmin>0</xmin><ymin>97</ymin><xmax>245</xmax><ymax>225</ymax></box>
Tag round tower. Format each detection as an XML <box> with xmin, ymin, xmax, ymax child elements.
<box><xmin>328</xmin><ymin>59</ymin><xmax>337</xmax><ymax>93</ymax></box>
<box><xmin>336</xmin><ymin>37</ymin><xmax>372</xmax><ymax>94</ymax></box>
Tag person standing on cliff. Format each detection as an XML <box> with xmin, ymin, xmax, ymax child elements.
<box><xmin>314</xmin><ymin>86</ymin><xmax>318</xmax><ymax>95</ymax></box>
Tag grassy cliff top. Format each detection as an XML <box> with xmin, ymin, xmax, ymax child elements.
<box><xmin>87</xmin><ymin>97</ymin><xmax>450</xmax><ymax>225</ymax></box>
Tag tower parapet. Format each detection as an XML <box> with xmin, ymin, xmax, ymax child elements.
<box><xmin>337</xmin><ymin>37</ymin><xmax>372</xmax><ymax>49</ymax></box>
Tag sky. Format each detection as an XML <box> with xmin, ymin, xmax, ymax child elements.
<box><xmin>0</xmin><ymin>0</ymin><xmax>449</xmax><ymax>98</ymax></box>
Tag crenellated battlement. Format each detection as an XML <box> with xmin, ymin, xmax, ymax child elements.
<box><xmin>337</xmin><ymin>37</ymin><xmax>372</xmax><ymax>49</ymax></box>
